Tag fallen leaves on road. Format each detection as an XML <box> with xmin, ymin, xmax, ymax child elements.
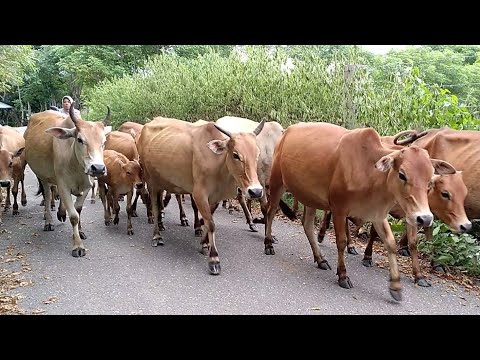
<box><xmin>43</xmin><ymin>296</ymin><xmax>58</xmax><ymax>305</ymax></box>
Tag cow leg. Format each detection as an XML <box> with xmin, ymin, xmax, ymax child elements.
<box><xmin>41</xmin><ymin>180</ymin><xmax>54</xmax><ymax>231</ymax></box>
<box><xmin>126</xmin><ymin>190</ymin><xmax>134</xmax><ymax>235</ymax></box>
<box><xmin>99</xmin><ymin>182</ymin><xmax>112</xmax><ymax>225</ymax></box>
<box><xmin>20</xmin><ymin>173</ymin><xmax>27</xmax><ymax>207</ymax></box>
<box><xmin>90</xmin><ymin>179</ymin><xmax>96</xmax><ymax>204</ymax></box>
<box><xmin>57</xmin><ymin>198</ymin><xmax>67</xmax><ymax>222</ymax></box>
<box><xmin>191</xmin><ymin>195</ymin><xmax>202</xmax><ymax>237</ymax></box>
<box><xmin>131</xmin><ymin>189</ymin><xmax>141</xmax><ymax>217</ymax></box>
<box><xmin>398</xmin><ymin>232</ymin><xmax>410</xmax><ymax>257</ymax></box>
<box><xmin>11</xmin><ymin>177</ymin><xmax>20</xmax><ymax>215</ymax></box>
<box><xmin>304</xmin><ymin>206</ymin><xmax>331</xmax><ymax>270</ymax></box>
<box><xmin>405</xmin><ymin>223</ymin><xmax>430</xmax><ymax>286</ymax></box>
<box><xmin>237</xmin><ymin>193</ymin><xmax>256</xmax><ymax>232</ymax></box>
<box><xmin>264</xmin><ymin>174</ymin><xmax>285</xmax><ymax>255</ymax></box>
<box><xmin>318</xmin><ymin>210</ymin><xmax>332</xmax><ymax>243</ymax></box>
<box><xmin>4</xmin><ymin>185</ymin><xmax>11</xmax><ymax>211</ymax></box>
<box><xmin>176</xmin><ymin>194</ymin><xmax>189</xmax><ymax>226</ymax></box>
<box><xmin>222</xmin><ymin>200</ymin><xmax>228</xmax><ymax>209</ymax></box>
<box><xmin>145</xmin><ymin>192</ymin><xmax>154</xmax><ymax>224</ymax></box>
<box><xmin>56</xmin><ymin>184</ymin><xmax>85</xmax><ymax>257</ymax></box>
<box><xmin>332</xmin><ymin>213</ymin><xmax>354</xmax><ymax>290</ymax></box>
<box><xmin>193</xmin><ymin>192</ymin><xmax>220</xmax><ymax>275</ymax></box>
<box><xmin>371</xmin><ymin>219</ymin><xmax>402</xmax><ymax>301</ymax></box>
<box><xmin>74</xmin><ymin>192</ymin><xmax>89</xmax><ymax>240</ymax></box>
<box><xmin>150</xmin><ymin>187</ymin><xmax>164</xmax><ymax>246</ymax></box>
<box><xmin>112</xmin><ymin>192</ymin><xmax>121</xmax><ymax>226</ymax></box>
<box><xmin>345</xmin><ymin>219</ymin><xmax>358</xmax><ymax>255</ymax></box>
<box><xmin>362</xmin><ymin>225</ymin><xmax>378</xmax><ymax>267</ymax></box>
<box><xmin>50</xmin><ymin>185</ymin><xmax>56</xmax><ymax>210</ymax></box>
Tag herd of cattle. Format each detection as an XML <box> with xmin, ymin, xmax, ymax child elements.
<box><xmin>1</xmin><ymin>103</ymin><xmax>479</xmax><ymax>302</ymax></box>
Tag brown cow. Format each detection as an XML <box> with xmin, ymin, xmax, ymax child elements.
<box><xmin>264</xmin><ymin>122</ymin><xmax>454</xmax><ymax>301</ymax></box>
<box><xmin>0</xmin><ymin>126</ymin><xmax>27</xmax><ymax>221</ymax></box>
<box><xmin>97</xmin><ymin>149</ymin><xmax>143</xmax><ymax>235</ymax></box>
<box><xmin>137</xmin><ymin>116</ymin><xmax>265</xmax><ymax>275</ymax></box>
<box><xmin>24</xmin><ymin>105</ymin><xmax>109</xmax><ymax>257</ymax></box>
<box><xmin>215</xmin><ymin>116</ymin><xmax>285</xmax><ymax>233</ymax></box>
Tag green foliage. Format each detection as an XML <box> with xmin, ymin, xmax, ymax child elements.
<box><xmin>418</xmin><ymin>221</ymin><xmax>480</xmax><ymax>277</ymax></box>
<box><xmin>0</xmin><ymin>45</ymin><xmax>35</xmax><ymax>94</ymax></box>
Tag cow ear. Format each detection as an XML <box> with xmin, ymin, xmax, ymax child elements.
<box><xmin>207</xmin><ymin>139</ymin><xmax>228</xmax><ymax>155</ymax></box>
<box><xmin>13</xmin><ymin>147</ymin><xmax>24</xmax><ymax>158</ymax></box>
<box><xmin>431</xmin><ymin>159</ymin><xmax>456</xmax><ymax>175</ymax></box>
<box><xmin>45</xmin><ymin>127</ymin><xmax>76</xmax><ymax>139</ymax></box>
<box><xmin>375</xmin><ymin>154</ymin><xmax>394</xmax><ymax>172</ymax></box>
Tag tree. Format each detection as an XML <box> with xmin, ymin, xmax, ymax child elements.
<box><xmin>0</xmin><ymin>46</ymin><xmax>35</xmax><ymax>98</ymax></box>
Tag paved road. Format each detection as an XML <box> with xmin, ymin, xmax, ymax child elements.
<box><xmin>1</xmin><ymin>165</ymin><xmax>480</xmax><ymax>315</ymax></box>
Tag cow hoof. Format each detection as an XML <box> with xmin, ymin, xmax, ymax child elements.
<box><xmin>249</xmin><ymin>224</ymin><xmax>258</xmax><ymax>232</ymax></box>
<box><xmin>362</xmin><ymin>258</ymin><xmax>373</xmax><ymax>267</ymax></box>
<box><xmin>113</xmin><ymin>217</ymin><xmax>119</xmax><ymax>225</ymax></box>
<box><xmin>50</xmin><ymin>205</ymin><xmax>55</xmax><ymax>211</ymax></box>
<box><xmin>432</xmin><ymin>263</ymin><xmax>447</xmax><ymax>273</ymax></box>
<box><xmin>416</xmin><ymin>278</ymin><xmax>431</xmax><ymax>287</ymax></box>
<box><xmin>105</xmin><ymin>220</ymin><xmax>112</xmax><ymax>226</ymax></box>
<box><xmin>159</xmin><ymin>224</ymin><xmax>166</xmax><ymax>231</ymax></box>
<box><xmin>318</xmin><ymin>260</ymin><xmax>331</xmax><ymax>270</ymax></box>
<box><xmin>209</xmin><ymin>262</ymin><xmax>221</xmax><ymax>275</ymax></box>
<box><xmin>127</xmin><ymin>229</ymin><xmax>134</xmax><ymax>236</ymax></box>
<box><xmin>21</xmin><ymin>200</ymin><xmax>27</xmax><ymax>207</ymax></box>
<box><xmin>72</xmin><ymin>248</ymin><xmax>86</xmax><ymax>257</ymax></box>
<box><xmin>3</xmin><ymin>206</ymin><xmax>10</xmax><ymax>211</ymax></box>
<box><xmin>118</xmin><ymin>196</ymin><xmax>124</xmax><ymax>201</ymax></box>
<box><xmin>90</xmin><ymin>199</ymin><xmax>95</xmax><ymax>204</ymax></box>
<box><xmin>131</xmin><ymin>210</ymin><xmax>138</xmax><ymax>217</ymax></box>
<box><xmin>147</xmin><ymin>217</ymin><xmax>154</xmax><ymax>224</ymax></box>
<box><xmin>40</xmin><ymin>199</ymin><xmax>45</xmax><ymax>206</ymax></box>
<box><xmin>347</xmin><ymin>246</ymin><xmax>358</xmax><ymax>255</ymax></box>
<box><xmin>252</xmin><ymin>217</ymin><xmax>265</xmax><ymax>224</ymax></box>
<box><xmin>317</xmin><ymin>234</ymin><xmax>326</xmax><ymax>244</ymax></box>
<box><xmin>79</xmin><ymin>231</ymin><xmax>87</xmax><ymax>240</ymax></box>
<box><xmin>181</xmin><ymin>219</ymin><xmax>189</xmax><ymax>226</ymax></box>
<box><xmin>398</xmin><ymin>247</ymin><xmax>410</xmax><ymax>257</ymax></box>
<box><xmin>338</xmin><ymin>277</ymin><xmax>353</xmax><ymax>289</ymax></box>
<box><xmin>272</xmin><ymin>235</ymin><xmax>278</xmax><ymax>244</ymax></box>
<box><xmin>151</xmin><ymin>238</ymin><xmax>164</xmax><ymax>247</ymax></box>
<box><xmin>264</xmin><ymin>246</ymin><xmax>275</xmax><ymax>255</ymax></box>
<box><xmin>195</xmin><ymin>229</ymin><xmax>203</xmax><ymax>237</ymax></box>
<box><xmin>13</xmin><ymin>209</ymin><xmax>19</xmax><ymax>215</ymax></box>
<box><xmin>57</xmin><ymin>212</ymin><xmax>66</xmax><ymax>222</ymax></box>
<box><xmin>44</xmin><ymin>224</ymin><xmax>54</xmax><ymax>231</ymax></box>
<box><xmin>389</xmin><ymin>288</ymin><xmax>402</xmax><ymax>302</ymax></box>
<box><xmin>228</xmin><ymin>209</ymin><xmax>233</xmax><ymax>215</ymax></box>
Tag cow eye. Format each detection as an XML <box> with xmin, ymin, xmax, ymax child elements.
<box><xmin>77</xmin><ymin>137</ymin><xmax>84</xmax><ymax>144</ymax></box>
<box><xmin>399</xmin><ymin>173</ymin><xmax>407</xmax><ymax>181</ymax></box>
<box><xmin>441</xmin><ymin>191</ymin><xmax>450</xmax><ymax>199</ymax></box>
<box><xmin>126</xmin><ymin>171</ymin><xmax>132</xmax><ymax>175</ymax></box>
<box><xmin>9</xmin><ymin>161</ymin><xmax>13</xmax><ymax>167</ymax></box>
<box><xmin>233</xmin><ymin>152</ymin><xmax>240</xmax><ymax>160</ymax></box>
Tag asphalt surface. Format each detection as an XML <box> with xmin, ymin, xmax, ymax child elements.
<box><xmin>1</xmin><ymin>164</ymin><xmax>480</xmax><ymax>315</ymax></box>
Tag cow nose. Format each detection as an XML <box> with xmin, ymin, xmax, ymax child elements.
<box><xmin>460</xmin><ymin>222</ymin><xmax>472</xmax><ymax>232</ymax></box>
<box><xmin>248</xmin><ymin>188</ymin><xmax>263</xmax><ymax>199</ymax></box>
<box><xmin>136</xmin><ymin>183</ymin><xmax>144</xmax><ymax>189</ymax></box>
<box><xmin>416</xmin><ymin>214</ymin><xmax>433</xmax><ymax>227</ymax></box>
<box><xmin>0</xmin><ymin>180</ymin><xmax>10</xmax><ymax>188</ymax></box>
<box><xmin>90</xmin><ymin>164</ymin><xmax>106</xmax><ymax>176</ymax></box>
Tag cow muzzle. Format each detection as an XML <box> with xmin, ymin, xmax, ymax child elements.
<box><xmin>0</xmin><ymin>180</ymin><xmax>10</xmax><ymax>188</ymax></box>
<box><xmin>88</xmin><ymin>164</ymin><xmax>106</xmax><ymax>177</ymax></box>
<box><xmin>246</xmin><ymin>186</ymin><xmax>263</xmax><ymax>200</ymax></box>
<box><xmin>408</xmin><ymin>212</ymin><xmax>434</xmax><ymax>227</ymax></box>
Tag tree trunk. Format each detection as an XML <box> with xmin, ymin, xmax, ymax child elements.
<box><xmin>17</xmin><ymin>85</ymin><xmax>24</xmax><ymax>126</ymax></box>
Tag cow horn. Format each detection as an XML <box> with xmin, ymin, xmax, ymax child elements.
<box><xmin>253</xmin><ymin>119</ymin><xmax>266</xmax><ymax>136</ymax></box>
<box><xmin>214</xmin><ymin>124</ymin><xmax>232</xmax><ymax>138</ymax></box>
<box><xmin>393</xmin><ymin>130</ymin><xmax>418</xmax><ymax>145</ymax></box>
<box><xmin>69</xmin><ymin>101</ymin><xmax>79</xmax><ymax>124</ymax></box>
<box><xmin>103</xmin><ymin>106</ymin><xmax>111</xmax><ymax>126</ymax></box>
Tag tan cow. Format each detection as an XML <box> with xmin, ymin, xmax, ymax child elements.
<box><xmin>97</xmin><ymin>149</ymin><xmax>143</xmax><ymax>235</ymax></box>
<box><xmin>137</xmin><ymin>116</ymin><xmax>265</xmax><ymax>275</ymax></box>
<box><xmin>0</xmin><ymin>126</ymin><xmax>27</xmax><ymax>222</ymax></box>
<box><xmin>215</xmin><ymin>116</ymin><xmax>285</xmax><ymax>233</ymax></box>
<box><xmin>117</xmin><ymin>121</ymin><xmax>144</xmax><ymax>143</ymax></box>
<box><xmin>24</xmin><ymin>105</ymin><xmax>109</xmax><ymax>257</ymax></box>
<box><xmin>264</xmin><ymin>122</ymin><xmax>455</xmax><ymax>301</ymax></box>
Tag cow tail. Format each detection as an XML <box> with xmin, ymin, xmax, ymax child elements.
<box><xmin>279</xmin><ymin>199</ymin><xmax>297</xmax><ymax>221</ymax></box>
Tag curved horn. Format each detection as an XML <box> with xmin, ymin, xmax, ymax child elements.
<box><xmin>214</xmin><ymin>124</ymin><xmax>232</xmax><ymax>138</ymax></box>
<box><xmin>393</xmin><ymin>130</ymin><xmax>418</xmax><ymax>145</ymax></box>
<box><xmin>103</xmin><ymin>106</ymin><xmax>111</xmax><ymax>126</ymax></box>
<box><xmin>69</xmin><ymin>101</ymin><xmax>79</xmax><ymax>124</ymax></box>
<box><xmin>49</xmin><ymin>106</ymin><xmax>60</xmax><ymax>112</ymax></box>
<box><xmin>414</xmin><ymin>130</ymin><xmax>429</xmax><ymax>142</ymax></box>
<box><xmin>253</xmin><ymin>119</ymin><xmax>266</xmax><ymax>136</ymax></box>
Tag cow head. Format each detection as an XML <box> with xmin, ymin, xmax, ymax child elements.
<box><xmin>0</xmin><ymin>148</ymin><xmax>24</xmax><ymax>188</ymax></box>
<box><xmin>428</xmin><ymin>171</ymin><xmax>471</xmax><ymax>233</ymax></box>
<box><xmin>375</xmin><ymin>145</ymin><xmax>437</xmax><ymax>227</ymax></box>
<box><xmin>208</xmin><ymin>120</ymin><xmax>265</xmax><ymax>199</ymax></box>
<box><xmin>45</xmin><ymin>104</ymin><xmax>108</xmax><ymax>177</ymax></box>
<box><xmin>122</xmin><ymin>159</ymin><xmax>144</xmax><ymax>190</ymax></box>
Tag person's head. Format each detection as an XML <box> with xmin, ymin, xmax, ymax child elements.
<box><xmin>62</xmin><ymin>96</ymin><xmax>74</xmax><ymax>111</ymax></box>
